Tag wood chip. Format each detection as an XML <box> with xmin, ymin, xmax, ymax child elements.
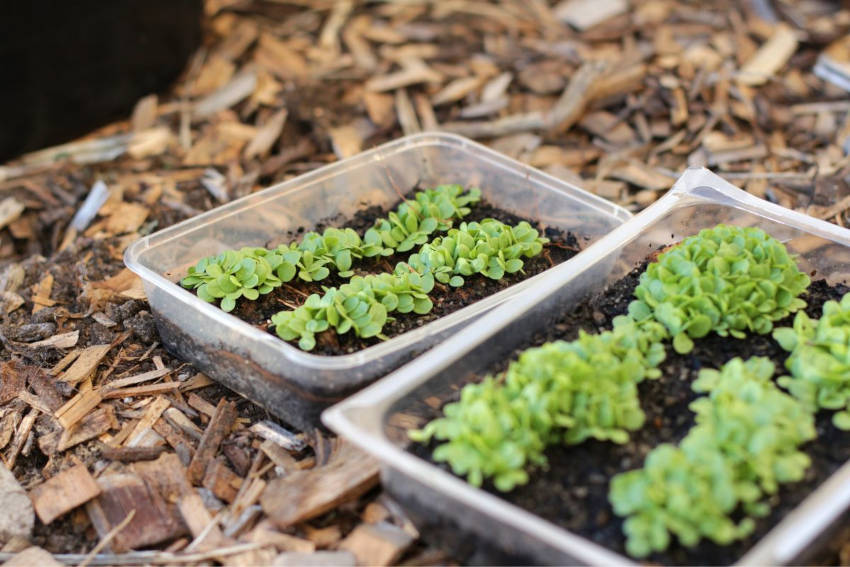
<box><xmin>0</xmin><ymin>198</ymin><xmax>25</xmax><ymax>231</ymax></box>
<box><xmin>273</xmin><ymin>551</ymin><xmax>356</xmax><ymax>566</ymax></box>
<box><xmin>431</xmin><ymin>76</ymin><xmax>481</xmax><ymax>106</ymax></box>
<box><xmin>86</xmin><ymin>473</ymin><xmax>186</xmax><ymax>552</ymax></box>
<box><xmin>394</xmin><ymin>89</ymin><xmax>421</xmax><ymax>136</ymax></box>
<box><xmin>328</xmin><ymin>124</ymin><xmax>364</xmax><ymax>159</ymax></box>
<box><xmin>55</xmin><ymin>390</ymin><xmax>103</xmax><ymax>430</ymax></box>
<box><xmin>5</xmin><ymin>408</ymin><xmax>37</xmax><ymax>469</ymax></box>
<box><xmin>202</xmin><ymin>459</ymin><xmax>242</xmax><ymax>503</ymax></box>
<box><xmin>25</xmin><ymin>331</ymin><xmax>79</xmax><ymax>350</ymax></box>
<box><xmin>738</xmin><ymin>23</ymin><xmax>798</xmax><ymax>86</ymax></box>
<box><xmin>54</xmin><ymin>406</ymin><xmax>118</xmax><ymax>452</ymax></box>
<box><xmin>365</xmin><ymin>59</ymin><xmax>442</xmax><ymax>92</ymax></box>
<box><xmin>194</xmin><ymin>71</ymin><xmax>258</xmax><ymax>119</ymax></box>
<box><xmin>58</xmin><ymin>344</ymin><xmax>111</xmax><ymax>384</ymax></box>
<box><xmin>244</xmin><ymin>109</ymin><xmax>288</xmax><ymax>160</ymax></box>
<box><xmin>126</xmin><ymin>396</ymin><xmax>171</xmax><ymax>447</ymax></box>
<box><xmin>546</xmin><ymin>60</ymin><xmax>609</xmax><ymax>133</ymax></box>
<box><xmin>102</xmin><ymin>382</ymin><xmax>181</xmax><ymax>400</ymax></box>
<box><xmin>100</xmin><ymin>445</ymin><xmax>166</xmax><ymax>463</ymax></box>
<box><xmin>554</xmin><ymin>0</ymin><xmax>627</xmax><ymax>30</ymax></box>
<box><xmin>248</xmin><ymin>521</ymin><xmax>315</xmax><ymax>553</ymax></box>
<box><xmin>178</xmin><ymin>491</ymin><xmax>228</xmax><ymax>551</ymax></box>
<box><xmin>261</xmin><ymin>441</ymin><xmax>379</xmax><ymax>528</ymax></box>
<box><xmin>30</xmin><ymin>464</ymin><xmax>101</xmax><ymax>524</ymax></box>
<box><xmin>104</xmin><ymin>368</ymin><xmax>170</xmax><ymax>391</ymax></box>
<box><xmin>338</xmin><ymin>522</ymin><xmax>414</xmax><ymax>566</ymax></box>
<box><xmin>188</xmin><ymin>399</ymin><xmax>237</xmax><ymax>485</ymax></box>
<box><xmin>30</xmin><ymin>273</ymin><xmax>54</xmax><ymax>313</ymax></box>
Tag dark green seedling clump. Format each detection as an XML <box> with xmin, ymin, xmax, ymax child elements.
<box><xmin>367</xmin><ymin>185</ymin><xmax>481</xmax><ymax>253</ymax></box>
<box><xmin>628</xmin><ymin>224</ymin><xmax>810</xmax><ymax>353</ymax></box>
<box><xmin>271</xmin><ymin>270</ymin><xmax>435</xmax><ymax>351</ymax></box>
<box><xmin>273</xmin><ymin>218</ymin><xmax>547</xmax><ymax>351</ymax></box>
<box><xmin>406</xmin><ymin>219</ymin><xmax>547</xmax><ymax>287</ymax></box>
<box><xmin>409</xmin><ymin>316</ymin><xmax>668</xmax><ymax>492</ymax></box>
<box><xmin>180</xmin><ymin>247</ymin><xmax>284</xmax><ymax>312</ymax></box>
<box><xmin>182</xmin><ymin>184</ymin><xmax>480</xmax><ymax>312</ymax></box>
<box><xmin>610</xmin><ymin>357</ymin><xmax>815</xmax><ymax>558</ymax></box>
<box><xmin>774</xmin><ymin>292</ymin><xmax>850</xmax><ymax>429</ymax></box>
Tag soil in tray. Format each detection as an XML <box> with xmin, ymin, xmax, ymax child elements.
<box><xmin>228</xmin><ymin>198</ymin><xmax>580</xmax><ymax>356</ymax></box>
<box><xmin>408</xmin><ymin>265</ymin><xmax>850</xmax><ymax>566</ymax></box>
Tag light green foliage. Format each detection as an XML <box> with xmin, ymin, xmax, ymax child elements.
<box><xmin>610</xmin><ymin>357</ymin><xmax>814</xmax><ymax>558</ymax></box>
<box><xmin>405</xmin><ymin>219</ymin><xmax>548</xmax><ymax>287</ymax></box>
<box><xmin>773</xmin><ymin>292</ymin><xmax>850</xmax><ymax>429</ymax></box>
<box><xmin>628</xmin><ymin>224</ymin><xmax>810</xmax><ymax>354</ymax></box>
<box><xmin>408</xmin><ymin>316</ymin><xmax>668</xmax><ymax>491</ymax></box>
<box><xmin>180</xmin><ymin>247</ymin><xmax>283</xmax><ymax>312</ymax></box>
<box><xmin>367</xmin><ymin>185</ymin><xmax>481</xmax><ymax>253</ymax></box>
<box><xmin>271</xmin><ymin>270</ymin><xmax>434</xmax><ymax>351</ymax></box>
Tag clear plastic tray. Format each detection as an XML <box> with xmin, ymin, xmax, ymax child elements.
<box><xmin>323</xmin><ymin>167</ymin><xmax>850</xmax><ymax>565</ymax></box>
<box><xmin>123</xmin><ymin>132</ymin><xmax>630</xmax><ymax>430</ymax></box>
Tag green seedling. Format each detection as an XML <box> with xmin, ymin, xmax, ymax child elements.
<box><xmin>180</xmin><ymin>247</ymin><xmax>284</xmax><ymax>312</ymax></box>
<box><xmin>183</xmin><ymin>184</ymin><xmax>481</xmax><ymax>311</ymax></box>
<box><xmin>271</xmin><ymin>269</ymin><xmax>435</xmax><ymax>351</ymax></box>
<box><xmin>367</xmin><ymin>185</ymin><xmax>482</xmax><ymax>253</ymax></box>
<box><xmin>405</xmin><ymin>219</ymin><xmax>548</xmax><ymax>287</ymax></box>
<box><xmin>628</xmin><ymin>224</ymin><xmax>810</xmax><ymax>353</ymax></box>
<box><xmin>409</xmin><ymin>315</ymin><xmax>668</xmax><ymax>492</ymax></box>
<box><xmin>774</xmin><ymin>292</ymin><xmax>850</xmax><ymax>429</ymax></box>
<box><xmin>610</xmin><ymin>357</ymin><xmax>814</xmax><ymax>558</ymax></box>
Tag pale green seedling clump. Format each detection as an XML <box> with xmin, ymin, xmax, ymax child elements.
<box><xmin>409</xmin><ymin>316</ymin><xmax>668</xmax><ymax>491</ymax></box>
<box><xmin>609</xmin><ymin>357</ymin><xmax>815</xmax><ymax>558</ymax></box>
<box><xmin>628</xmin><ymin>224</ymin><xmax>810</xmax><ymax>353</ymax></box>
<box><xmin>773</xmin><ymin>292</ymin><xmax>850</xmax><ymax>429</ymax></box>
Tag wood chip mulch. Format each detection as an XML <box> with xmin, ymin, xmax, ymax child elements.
<box><xmin>2</xmin><ymin>0</ymin><xmax>850</xmax><ymax>564</ymax></box>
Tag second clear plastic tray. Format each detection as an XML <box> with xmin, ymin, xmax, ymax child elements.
<box><xmin>124</xmin><ymin>133</ymin><xmax>630</xmax><ymax>430</ymax></box>
<box><xmin>324</xmin><ymin>167</ymin><xmax>850</xmax><ymax>565</ymax></box>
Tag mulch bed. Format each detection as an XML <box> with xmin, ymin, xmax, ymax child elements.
<box><xmin>2</xmin><ymin>0</ymin><xmax>850</xmax><ymax>564</ymax></box>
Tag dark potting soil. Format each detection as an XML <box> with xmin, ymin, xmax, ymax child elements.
<box><xmin>408</xmin><ymin>266</ymin><xmax>850</xmax><ymax>566</ymax></box>
<box><xmin>228</xmin><ymin>199</ymin><xmax>579</xmax><ymax>355</ymax></box>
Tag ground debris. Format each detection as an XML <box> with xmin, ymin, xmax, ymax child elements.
<box><xmin>0</xmin><ymin>0</ymin><xmax>849</xmax><ymax>564</ymax></box>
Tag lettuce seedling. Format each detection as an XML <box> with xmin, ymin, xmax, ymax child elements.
<box><xmin>180</xmin><ymin>247</ymin><xmax>284</xmax><ymax>312</ymax></box>
<box><xmin>628</xmin><ymin>224</ymin><xmax>810</xmax><ymax>353</ymax></box>
<box><xmin>409</xmin><ymin>316</ymin><xmax>667</xmax><ymax>491</ymax></box>
<box><xmin>367</xmin><ymin>185</ymin><xmax>481</xmax><ymax>253</ymax></box>
<box><xmin>610</xmin><ymin>357</ymin><xmax>814</xmax><ymax>558</ymax></box>
<box><xmin>273</xmin><ymin>218</ymin><xmax>547</xmax><ymax>351</ymax></box>
<box><xmin>773</xmin><ymin>292</ymin><xmax>850</xmax><ymax>429</ymax></box>
<box><xmin>405</xmin><ymin>219</ymin><xmax>548</xmax><ymax>287</ymax></box>
<box><xmin>271</xmin><ymin>269</ymin><xmax>435</xmax><ymax>351</ymax></box>
<box><xmin>183</xmin><ymin>185</ymin><xmax>480</xmax><ymax>311</ymax></box>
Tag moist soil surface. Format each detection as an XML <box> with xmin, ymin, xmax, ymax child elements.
<box><xmin>409</xmin><ymin>265</ymin><xmax>850</xmax><ymax>565</ymax></box>
<box><xmin>227</xmin><ymin>197</ymin><xmax>579</xmax><ymax>355</ymax></box>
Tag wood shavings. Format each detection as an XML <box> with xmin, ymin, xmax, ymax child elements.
<box><xmin>30</xmin><ymin>464</ymin><xmax>101</xmax><ymax>524</ymax></box>
<box><xmin>737</xmin><ymin>23</ymin><xmax>798</xmax><ymax>86</ymax></box>
<box><xmin>57</xmin><ymin>344</ymin><xmax>111</xmax><ymax>384</ymax></box>
<box><xmin>243</xmin><ymin>109</ymin><xmax>287</xmax><ymax>159</ymax></box>
<box><xmin>554</xmin><ymin>0</ymin><xmax>628</xmax><ymax>30</ymax></box>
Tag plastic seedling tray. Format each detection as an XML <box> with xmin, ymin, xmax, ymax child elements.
<box><xmin>323</xmin><ymin>167</ymin><xmax>850</xmax><ymax>565</ymax></box>
<box><xmin>124</xmin><ymin>132</ymin><xmax>630</xmax><ymax>431</ymax></box>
